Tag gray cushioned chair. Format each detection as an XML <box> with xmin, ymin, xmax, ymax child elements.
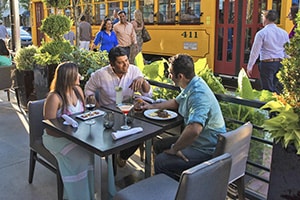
<box><xmin>213</xmin><ymin>122</ymin><xmax>253</xmax><ymax>200</ymax></box>
<box><xmin>28</xmin><ymin>99</ymin><xmax>63</xmax><ymax>200</ymax></box>
<box><xmin>0</xmin><ymin>65</ymin><xmax>20</xmax><ymax>107</ymax></box>
<box><xmin>113</xmin><ymin>153</ymin><xmax>232</xmax><ymax>200</ymax></box>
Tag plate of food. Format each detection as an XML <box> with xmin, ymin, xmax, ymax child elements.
<box><xmin>76</xmin><ymin>109</ymin><xmax>105</xmax><ymax>120</ymax></box>
<box><xmin>144</xmin><ymin>109</ymin><xmax>178</xmax><ymax>120</ymax></box>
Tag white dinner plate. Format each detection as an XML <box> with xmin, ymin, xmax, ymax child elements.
<box><xmin>76</xmin><ymin>109</ymin><xmax>105</xmax><ymax>120</ymax></box>
<box><xmin>144</xmin><ymin>109</ymin><xmax>178</xmax><ymax>120</ymax></box>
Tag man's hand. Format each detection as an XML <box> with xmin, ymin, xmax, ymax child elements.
<box><xmin>129</xmin><ymin>76</ymin><xmax>145</xmax><ymax>92</ymax></box>
<box><xmin>164</xmin><ymin>146</ymin><xmax>189</xmax><ymax>162</ymax></box>
<box><xmin>247</xmin><ymin>66</ymin><xmax>253</xmax><ymax>77</ymax></box>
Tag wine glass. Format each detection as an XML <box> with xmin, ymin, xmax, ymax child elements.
<box><xmin>117</xmin><ymin>103</ymin><xmax>134</xmax><ymax>130</ymax></box>
<box><xmin>85</xmin><ymin>95</ymin><xmax>96</xmax><ymax>125</ymax></box>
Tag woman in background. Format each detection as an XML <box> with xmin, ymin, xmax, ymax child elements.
<box><xmin>288</xmin><ymin>4</ymin><xmax>299</xmax><ymax>38</ymax></box>
<box><xmin>0</xmin><ymin>39</ymin><xmax>12</xmax><ymax>66</ymax></box>
<box><xmin>43</xmin><ymin>62</ymin><xmax>94</xmax><ymax>200</ymax></box>
<box><xmin>91</xmin><ymin>18</ymin><xmax>118</xmax><ymax>52</ymax></box>
<box><xmin>130</xmin><ymin>10</ymin><xmax>144</xmax><ymax>63</ymax></box>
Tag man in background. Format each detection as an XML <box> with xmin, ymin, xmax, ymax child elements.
<box><xmin>112</xmin><ymin>9</ymin><xmax>120</xmax><ymax>25</ymax></box>
<box><xmin>0</xmin><ymin>20</ymin><xmax>8</xmax><ymax>42</ymax></box>
<box><xmin>113</xmin><ymin>10</ymin><xmax>137</xmax><ymax>62</ymax></box>
<box><xmin>247</xmin><ymin>10</ymin><xmax>289</xmax><ymax>93</ymax></box>
<box><xmin>64</xmin><ymin>30</ymin><xmax>75</xmax><ymax>45</ymax></box>
<box><xmin>79</xmin><ymin>16</ymin><xmax>92</xmax><ymax>50</ymax></box>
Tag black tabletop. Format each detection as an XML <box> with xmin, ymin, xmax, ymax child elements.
<box><xmin>43</xmin><ymin>109</ymin><xmax>163</xmax><ymax>157</ymax></box>
<box><xmin>103</xmin><ymin>104</ymin><xmax>184</xmax><ymax>131</ymax></box>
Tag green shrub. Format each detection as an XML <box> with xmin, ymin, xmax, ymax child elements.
<box><xmin>42</xmin><ymin>0</ymin><xmax>69</xmax><ymax>9</ymax></box>
<box><xmin>14</xmin><ymin>45</ymin><xmax>38</xmax><ymax>70</ymax></box>
<box><xmin>34</xmin><ymin>40</ymin><xmax>74</xmax><ymax>66</ymax></box>
<box><xmin>40</xmin><ymin>14</ymin><xmax>72</xmax><ymax>40</ymax></box>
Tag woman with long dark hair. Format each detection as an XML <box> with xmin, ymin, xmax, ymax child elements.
<box><xmin>91</xmin><ymin>18</ymin><xmax>118</xmax><ymax>52</ymax></box>
<box><xmin>43</xmin><ymin>62</ymin><xmax>95</xmax><ymax>200</ymax></box>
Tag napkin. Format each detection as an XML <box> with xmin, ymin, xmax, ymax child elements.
<box><xmin>111</xmin><ymin>127</ymin><xmax>143</xmax><ymax>140</ymax></box>
<box><xmin>62</xmin><ymin>114</ymin><xmax>78</xmax><ymax>128</ymax></box>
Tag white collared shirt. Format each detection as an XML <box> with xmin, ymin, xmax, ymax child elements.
<box><xmin>84</xmin><ymin>64</ymin><xmax>152</xmax><ymax>106</ymax></box>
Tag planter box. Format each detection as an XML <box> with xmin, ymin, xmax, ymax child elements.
<box><xmin>14</xmin><ymin>69</ymin><xmax>36</xmax><ymax>108</ymax></box>
<box><xmin>267</xmin><ymin>142</ymin><xmax>300</xmax><ymax>199</ymax></box>
<box><xmin>33</xmin><ymin>64</ymin><xmax>57</xmax><ymax>99</ymax></box>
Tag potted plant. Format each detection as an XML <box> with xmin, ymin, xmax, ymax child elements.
<box><xmin>13</xmin><ymin>45</ymin><xmax>38</xmax><ymax>107</ymax></box>
<box><xmin>32</xmin><ymin>14</ymin><xmax>73</xmax><ymax>99</ymax></box>
<box><xmin>261</xmin><ymin>13</ymin><xmax>300</xmax><ymax>199</ymax></box>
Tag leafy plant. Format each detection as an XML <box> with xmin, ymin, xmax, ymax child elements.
<box><xmin>261</xmin><ymin>13</ymin><xmax>300</xmax><ymax>154</ymax></box>
<box><xmin>14</xmin><ymin>45</ymin><xmax>38</xmax><ymax>70</ymax></box>
<box><xmin>34</xmin><ymin>40</ymin><xmax>74</xmax><ymax>66</ymax></box>
<box><xmin>62</xmin><ymin>48</ymin><xmax>109</xmax><ymax>87</ymax></box>
<box><xmin>194</xmin><ymin>58</ymin><xmax>226</xmax><ymax>94</ymax></box>
<box><xmin>42</xmin><ymin>0</ymin><xmax>69</xmax><ymax>9</ymax></box>
<box><xmin>40</xmin><ymin>14</ymin><xmax>72</xmax><ymax>40</ymax></box>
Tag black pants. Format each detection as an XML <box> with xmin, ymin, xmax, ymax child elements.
<box><xmin>119</xmin><ymin>144</ymin><xmax>139</xmax><ymax>160</ymax></box>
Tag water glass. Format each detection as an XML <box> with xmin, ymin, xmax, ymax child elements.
<box><xmin>115</xmin><ymin>86</ymin><xmax>123</xmax><ymax>105</ymax></box>
<box><xmin>103</xmin><ymin>112</ymin><xmax>114</xmax><ymax>129</ymax></box>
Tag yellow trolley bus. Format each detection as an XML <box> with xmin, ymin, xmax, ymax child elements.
<box><xmin>30</xmin><ymin>0</ymin><xmax>297</xmax><ymax>82</ymax></box>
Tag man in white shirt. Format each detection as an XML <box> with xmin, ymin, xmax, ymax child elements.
<box><xmin>84</xmin><ymin>46</ymin><xmax>152</xmax><ymax>167</ymax></box>
<box><xmin>247</xmin><ymin>10</ymin><xmax>289</xmax><ymax>93</ymax></box>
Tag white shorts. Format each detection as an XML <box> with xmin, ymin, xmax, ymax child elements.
<box><xmin>79</xmin><ymin>41</ymin><xmax>90</xmax><ymax>50</ymax></box>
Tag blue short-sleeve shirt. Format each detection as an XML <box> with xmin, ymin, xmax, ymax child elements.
<box><xmin>176</xmin><ymin>76</ymin><xmax>226</xmax><ymax>154</ymax></box>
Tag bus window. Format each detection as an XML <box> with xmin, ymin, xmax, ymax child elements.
<box><xmin>94</xmin><ymin>3</ymin><xmax>106</xmax><ymax>25</ymax></box>
<box><xmin>158</xmin><ymin>0</ymin><xmax>176</xmax><ymax>24</ymax></box>
<box><xmin>108</xmin><ymin>2</ymin><xmax>120</xmax><ymax>20</ymax></box>
<box><xmin>180</xmin><ymin>0</ymin><xmax>201</xmax><ymax>24</ymax></box>
<box><xmin>140</xmin><ymin>0</ymin><xmax>154</xmax><ymax>24</ymax></box>
<box><xmin>272</xmin><ymin>0</ymin><xmax>282</xmax><ymax>24</ymax></box>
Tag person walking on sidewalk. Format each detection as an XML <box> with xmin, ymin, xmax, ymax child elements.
<box><xmin>79</xmin><ymin>16</ymin><xmax>92</xmax><ymax>50</ymax></box>
<box><xmin>247</xmin><ymin>10</ymin><xmax>289</xmax><ymax>94</ymax></box>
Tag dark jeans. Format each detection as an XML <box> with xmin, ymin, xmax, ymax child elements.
<box><xmin>119</xmin><ymin>145</ymin><xmax>139</xmax><ymax>160</ymax></box>
<box><xmin>153</xmin><ymin>136</ymin><xmax>212</xmax><ymax>180</ymax></box>
<box><xmin>258</xmin><ymin>61</ymin><xmax>283</xmax><ymax>94</ymax></box>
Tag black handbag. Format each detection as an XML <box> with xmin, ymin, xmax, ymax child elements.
<box><xmin>142</xmin><ymin>27</ymin><xmax>151</xmax><ymax>43</ymax></box>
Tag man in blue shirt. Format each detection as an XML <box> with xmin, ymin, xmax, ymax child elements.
<box><xmin>142</xmin><ymin>53</ymin><xmax>226</xmax><ymax>180</ymax></box>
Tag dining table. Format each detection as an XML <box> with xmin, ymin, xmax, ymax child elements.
<box><xmin>43</xmin><ymin>107</ymin><xmax>164</xmax><ymax>199</ymax></box>
<box><xmin>103</xmin><ymin>104</ymin><xmax>184</xmax><ymax>176</ymax></box>
<box><xmin>43</xmin><ymin>103</ymin><xmax>184</xmax><ymax>199</ymax></box>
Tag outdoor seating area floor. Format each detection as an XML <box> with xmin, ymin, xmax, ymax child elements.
<box><xmin>0</xmin><ymin>91</ymin><xmax>148</xmax><ymax>200</ymax></box>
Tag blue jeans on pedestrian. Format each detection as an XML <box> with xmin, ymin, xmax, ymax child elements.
<box><xmin>258</xmin><ymin>61</ymin><xmax>283</xmax><ymax>94</ymax></box>
<box><xmin>153</xmin><ymin>136</ymin><xmax>212</xmax><ymax>180</ymax></box>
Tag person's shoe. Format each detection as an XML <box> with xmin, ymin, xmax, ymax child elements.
<box><xmin>117</xmin><ymin>155</ymin><xmax>127</xmax><ymax>168</ymax></box>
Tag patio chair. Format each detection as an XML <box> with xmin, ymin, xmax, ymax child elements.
<box><xmin>113</xmin><ymin>153</ymin><xmax>232</xmax><ymax>200</ymax></box>
<box><xmin>213</xmin><ymin>122</ymin><xmax>253</xmax><ymax>200</ymax></box>
<box><xmin>0</xmin><ymin>65</ymin><xmax>20</xmax><ymax>107</ymax></box>
<box><xmin>28</xmin><ymin>99</ymin><xmax>63</xmax><ymax>200</ymax></box>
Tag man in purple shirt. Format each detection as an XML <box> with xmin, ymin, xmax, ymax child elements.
<box><xmin>247</xmin><ymin>10</ymin><xmax>289</xmax><ymax>94</ymax></box>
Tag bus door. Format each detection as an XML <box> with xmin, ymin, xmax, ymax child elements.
<box><xmin>34</xmin><ymin>2</ymin><xmax>45</xmax><ymax>46</ymax></box>
<box><xmin>214</xmin><ymin>0</ymin><xmax>266</xmax><ymax>79</ymax></box>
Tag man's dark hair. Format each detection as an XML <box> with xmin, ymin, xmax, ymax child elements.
<box><xmin>108</xmin><ymin>46</ymin><xmax>128</xmax><ymax>63</ymax></box>
<box><xmin>169</xmin><ymin>54</ymin><xmax>195</xmax><ymax>79</ymax></box>
<box><xmin>291</xmin><ymin>5</ymin><xmax>299</xmax><ymax>20</ymax></box>
<box><xmin>264</xmin><ymin>10</ymin><xmax>278</xmax><ymax>22</ymax></box>
<box><xmin>118</xmin><ymin>10</ymin><xmax>126</xmax><ymax>15</ymax></box>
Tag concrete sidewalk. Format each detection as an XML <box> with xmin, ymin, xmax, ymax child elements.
<box><xmin>0</xmin><ymin>91</ymin><xmax>145</xmax><ymax>200</ymax></box>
